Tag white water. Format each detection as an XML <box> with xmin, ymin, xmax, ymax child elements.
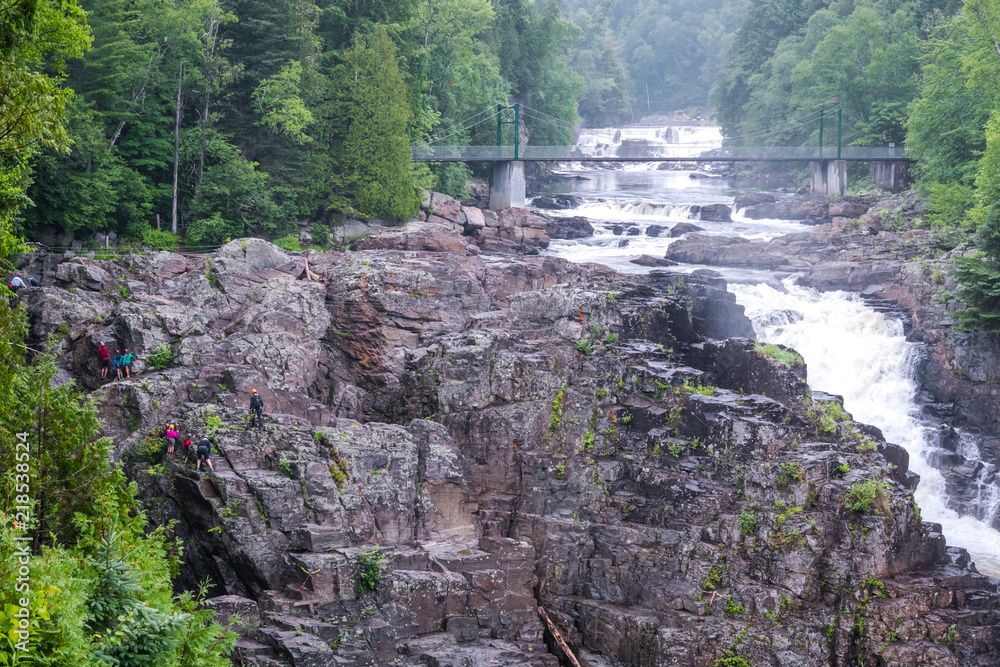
<box><xmin>730</xmin><ymin>282</ymin><xmax>1000</xmax><ymax>576</ymax></box>
<box><xmin>574</xmin><ymin>125</ymin><xmax>723</xmax><ymax>159</ymax></box>
<box><xmin>539</xmin><ymin>125</ymin><xmax>1000</xmax><ymax>577</ymax></box>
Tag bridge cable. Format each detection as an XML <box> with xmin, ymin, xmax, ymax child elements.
<box><xmin>414</xmin><ymin>110</ymin><xmax>495</xmax><ymax>147</ymax></box>
<box><xmin>521</xmin><ymin>105</ymin><xmax>577</xmax><ymax>131</ymax></box>
<box><xmin>522</xmin><ymin>112</ymin><xmax>576</xmax><ymax>133</ymax></box>
<box><xmin>412</xmin><ymin>110</ymin><xmax>498</xmax><ymax>147</ymax></box>
<box><xmin>412</xmin><ymin>106</ymin><xmax>499</xmax><ymax>147</ymax></box>
<box><xmin>717</xmin><ymin>111</ymin><xmax>831</xmax><ymax>145</ymax></box>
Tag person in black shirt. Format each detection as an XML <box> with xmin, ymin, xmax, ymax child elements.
<box><xmin>195</xmin><ymin>437</ymin><xmax>215</xmax><ymax>473</ymax></box>
<box><xmin>249</xmin><ymin>389</ymin><xmax>264</xmax><ymax>428</ymax></box>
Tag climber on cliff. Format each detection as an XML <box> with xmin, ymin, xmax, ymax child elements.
<box><xmin>249</xmin><ymin>389</ymin><xmax>264</xmax><ymax>429</ymax></box>
<box><xmin>98</xmin><ymin>341</ymin><xmax>111</xmax><ymax>380</ymax></box>
<box><xmin>122</xmin><ymin>348</ymin><xmax>134</xmax><ymax>379</ymax></box>
<box><xmin>8</xmin><ymin>273</ymin><xmax>25</xmax><ymax>294</ymax></box>
<box><xmin>113</xmin><ymin>350</ymin><xmax>124</xmax><ymax>381</ymax></box>
<box><xmin>195</xmin><ymin>436</ymin><xmax>214</xmax><ymax>473</ymax></box>
<box><xmin>165</xmin><ymin>424</ymin><xmax>178</xmax><ymax>457</ymax></box>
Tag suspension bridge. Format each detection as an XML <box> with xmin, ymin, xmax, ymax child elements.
<box><xmin>411</xmin><ymin>106</ymin><xmax>911</xmax><ymax>208</ymax></box>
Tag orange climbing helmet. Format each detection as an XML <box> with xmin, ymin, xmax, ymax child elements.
<box><xmin>251</xmin><ymin>389</ymin><xmax>257</xmax><ymax>394</ymax></box>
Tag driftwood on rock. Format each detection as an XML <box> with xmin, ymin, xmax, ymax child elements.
<box><xmin>538</xmin><ymin>606</ymin><xmax>582</xmax><ymax>667</ymax></box>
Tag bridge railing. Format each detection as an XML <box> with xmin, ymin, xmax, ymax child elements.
<box><xmin>410</xmin><ymin>144</ymin><xmax>909</xmax><ymax>161</ymax></box>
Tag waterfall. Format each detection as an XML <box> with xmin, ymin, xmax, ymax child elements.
<box><xmin>573</xmin><ymin>125</ymin><xmax>722</xmax><ymax>159</ymax></box>
<box><xmin>730</xmin><ymin>280</ymin><xmax>1000</xmax><ymax>577</ymax></box>
<box><xmin>537</xmin><ymin>126</ymin><xmax>1000</xmax><ymax>576</ymax></box>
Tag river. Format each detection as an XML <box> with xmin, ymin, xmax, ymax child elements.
<box><xmin>536</xmin><ymin>125</ymin><xmax>1000</xmax><ymax>577</ymax></box>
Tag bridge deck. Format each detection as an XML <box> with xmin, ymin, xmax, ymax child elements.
<box><xmin>411</xmin><ymin>145</ymin><xmax>909</xmax><ymax>163</ymax></box>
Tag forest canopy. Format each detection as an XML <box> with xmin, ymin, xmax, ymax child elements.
<box><xmin>7</xmin><ymin>0</ymin><xmax>586</xmax><ymax>249</ymax></box>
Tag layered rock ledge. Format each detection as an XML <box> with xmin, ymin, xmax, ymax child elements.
<box><xmin>18</xmin><ymin>214</ymin><xmax>1000</xmax><ymax>666</ymax></box>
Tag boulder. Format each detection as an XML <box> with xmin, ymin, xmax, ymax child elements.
<box><xmin>54</xmin><ymin>261</ymin><xmax>111</xmax><ymax>291</ymax></box>
<box><xmin>829</xmin><ymin>201</ymin><xmax>869</xmax><ymax>217</ymax></box>
<box><xmin>462</xmin><ymin>206</ymin><xmax>486</xmax><ymax>232</ymax></box>
<box><xmin>429</xmin><ymin>192</ymin><xmax>465</xmax><ymax>225</ymax></box>
<box><xmin>352</xmin><ymin>222</ymin><xmax>480</xmax><ymax>255</ymax></box>
<box><xmin>697</xmin><ymin>203</ymin><xmax>733</xmax><ymax>222</ymax></box>
<box><xmin>733</xmin><ymin>192</ymin><xmax>777</xmax><ymax>208</ymax></box>
<box><xmin>532</xmin><ymin>195</ymin><xmax>583</xmax><ymax>210</ymax></box>
<box><xmin>545</xmin><ymin>216</ymin><xmax>594</xmax><ymax>240</ymax></box>
<box><xmin>646</xmin><ymin>225</ymin><xmax>666</xmax><ymax>237</ymax></box>
<box><xmin>630</xmin><ymin>255</ymin><xmax>677</xmax><ymax>268</ymax></box>
<box><xmin>669</xmin><ymin>222</ymin><xmax>705</xmax><ymax>237</ymax></box>
<box><xmin>743</xmin><ymin>198</ymin><xmax>829</xmax><ymax>221</ymax></box>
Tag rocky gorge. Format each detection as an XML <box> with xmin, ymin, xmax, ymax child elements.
<box><xmin>17</xmin><ymin>191</ymin><xmax>1000</xmax><ymax>666</ymax></box>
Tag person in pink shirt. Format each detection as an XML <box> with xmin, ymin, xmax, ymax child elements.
<box><xmin>165</xmin><ymin>425</ymin><xmax>178</xmax><ymax>456</ymax></box>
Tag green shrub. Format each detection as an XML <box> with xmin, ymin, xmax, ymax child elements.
<box><xmin>703</xmin><ymin>563</ymin><xmax>724</xmax><ymax>591</ymax></box>
<box><xmin>739</xmin><ymin>510</ymin><xmax>757</xmax><ymax>536</ymax></box>
<box><xmin>941</xmin><ymin>624</ymin><xmax>958</xmax><ymax>648</ymax></box>
<box><xmin>714</xmin><ymin>651</ymin><xmax>750</xmax><ymax>667</ymax></box>
<box><xmin>356</xmin><ymin>546</ymin><xmax>386</xmax><ymax>593</ymax></box>
<box><xmin>724</xmin><ymin>596</ymin><xmax>745</xmax><ymax>617</ymax></box>
<box><xmin>807</xmin><ymin>400</ymin><xmax>847</xmax><ymax>439</ymax></box>
<box><xmin>329</xmin><ymin>454</ymin><xmax>349</xmax><ymax>488</ymax></box>
<box><xmin>548</xmin><ymin>385</ymin><xmax>565</xmax><ymax>433</ymax></box>
<box><xmin>682</xmin><ymin>380</ymin><xmax>717</xmax><ymax>395</ymax></box>
<box><xmin>205</xmin><ymin>257</ymin><xmax>217</xmax><ymax>288</ymax></box>
<box><xmin>604</xmin><ymin>332</ymin><xmax>619</xmax><ymax>343</ymax></box>
<box><xmin>272</xmin><ymin>234</ymin><xmax>302</xmax><ymax>251</ymax></box>
<box><xmin>575</xmin><ymin>340</ymin><xmax>593</xmax><ymax>356</ymax></box>
<box><xmin>142</xmin><ymin>227</ymin><xmax>180</xmax><ymax>252</ymax></box>
<box><xmin>755</xmin><ymin>342</ymin><xmax>804</xmax><ymax>368</ymax></box>
<box><xmin>126</xmin><ymin>432</ymin><xmax>164</xmax><ymax>463</ymax></box>
<box><xmin>279</xmin><ymin>458</ymin><xmax>294</xmax><ymax>478</ymax></box>
<box><xmin>205</xmin><ymin>413</ymin><xmax>222</xmax><ymax>437</ymax></box>
<box><xmin>776</xmin><ymin>462</ymin><xmax>805</xmax><ymax>489</ymax></box>
<box><xmin>220</xmin><ymin>499</ymin><xmax>242</xmax><ymax>518</ymax></box>
<box><xmin>146</xmin><ymin>344</ymin><xmax>173</xmax><ymax>370</ymax></box>
<box><xmin>312</xmin><ymin>224</ymin><xmax>330</xmax><ymax>249</ymax></box>
<box><xmin>844</xmin><ymin>478</ymin><xmax>886</xmax><ymax>513</ymax></box>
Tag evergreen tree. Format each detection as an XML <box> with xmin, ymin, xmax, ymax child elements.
<box><xmin>955</xmin><ymin>112</ymin><xmax>1000</xmax><ymax>331</ymax></box>
<box><xmin>338</xmin><ymin>26</ymin><xmax>418</xmax><ymax>221</ymax></box>
<box><xmin>568</xmin><ymin>3</ymin><xmax>632</xmax><ymax>125</ymax></box>
<box><xmin>0</xmin><ymin>303</ymin><xmax>237</xmax><ymax>663</ymax></box>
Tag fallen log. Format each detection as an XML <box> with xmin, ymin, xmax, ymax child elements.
<box><xmin>538</xmin><ymin>606</ymin><xmax>582</xmax><ymax>667</ymax></box>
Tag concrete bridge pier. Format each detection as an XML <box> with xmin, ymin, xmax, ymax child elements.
<box><xmin>489</xmin><ymin>161</ymin><xmax>525</xmax><ymax>210</ymax></box>
<box><xmin>869</xmin><ymin>160</ymin><xmax>910</xmax><ymax>193</ymax></box>
<box><xmin>810</xmin><ymin>159</ymin><xmax>846</xmax><ymax>197</ymax></box>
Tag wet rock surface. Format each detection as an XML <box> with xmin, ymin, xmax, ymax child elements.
<box><xmin>19</xmin><ymin>204</ymin><xmax>1000</xmax><ymax>666</ymax></box>
<box><xmin>661</xmin><ymin>188</ymin><xmax>1000</xmax><ymax>535</ymax></box>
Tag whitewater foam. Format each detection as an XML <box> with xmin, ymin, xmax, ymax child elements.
<box><xmin>731</xmin><ymin>280</ymin><xmax>1000</xmax><ymax>577</ymax></box>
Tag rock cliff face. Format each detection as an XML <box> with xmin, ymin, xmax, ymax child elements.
<box><xmin>665</xmin><ymin>191</ymin><xmax>1000</xmax><ymax>538</ymax></box>
<box><xmin>19</xmin><ymin>216</ymin><xmax>1000</xmax><ymax>666</ymax></box>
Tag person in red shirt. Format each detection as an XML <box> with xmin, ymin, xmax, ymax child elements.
<box><xmin>98</xmin><ymin>341</ymin><xmax>111</xmax><ymax>380</ymax></box>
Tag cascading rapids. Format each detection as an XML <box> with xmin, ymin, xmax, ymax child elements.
<box><xmin>730</xmin><ymin>280</ymin><xmax>1000</xmax><ymax>577</ymax></box>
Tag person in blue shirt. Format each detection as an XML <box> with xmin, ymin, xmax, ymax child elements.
<box><xmin>113</xmin><ymin>350</ymin><xmax>124</xmax><ymax>381</ymax></box>
<box><xmin>122</xmin><ymin>348</ymin><xmax>134</xmax><ymax>379</ymax></box>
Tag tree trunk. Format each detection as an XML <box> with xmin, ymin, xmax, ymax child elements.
<box><xmin>172</xmin><ymin>63</ymin><xmax>184</xmax><ymax>235</ymax></box>
<box><xmin>197</xmin><ymin>2</ymin><xmax>221</xmax><ymax>201</ymax></box>
<box><xmin>109</xmin><ymin>47</ymin><xmax>165</xmax><ymax>150</ymax></box>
